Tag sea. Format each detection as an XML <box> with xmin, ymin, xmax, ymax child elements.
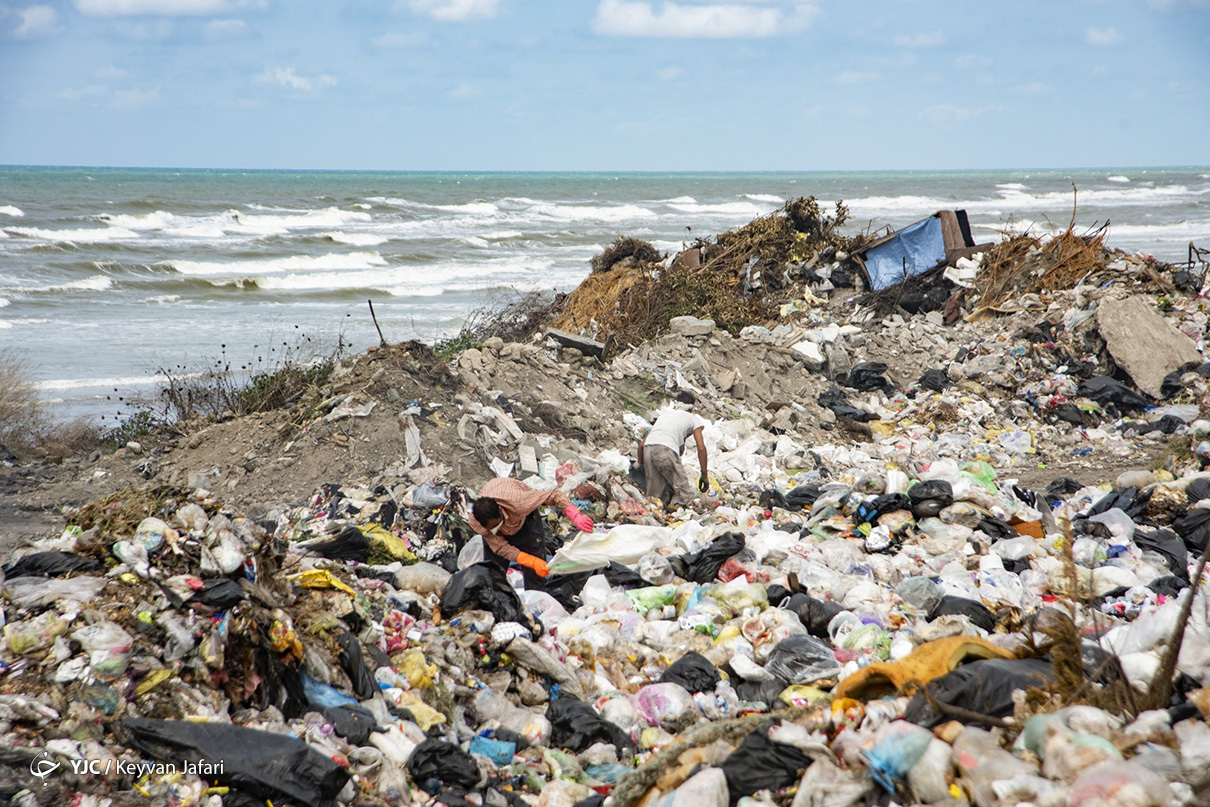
<box><xmin>1</xmin><ymin>166</ymin><xmax>1208</xmax><ymax>424</ymax></box>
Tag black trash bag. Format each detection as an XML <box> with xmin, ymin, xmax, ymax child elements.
<box><xmin>574</xmin><ymin>796</ymin><xmax>607</xmax><ymax>807</ymax></box>
<box><xmin>407</xmin><ymin>738</ymin><xmax>480</xmax><ymax>790</ymax></box>
<box><xmin>845</xmin><ymin>361</ymin><xmax>894</xmax><ymax>393</ymax></box>
<box><xmin>1078</xmin><ymin>377</ymin><xmax>1151</xmax><ymax>412</ymax></box>
<box><xmin>783</xmin><ymin>593</ymin><xmax>843</xmax><ymax>639</ymax></box>
<box><xmin>1134</xmin><ymin>528</ymin><xmax>1190</xmax><ymax>582</ymax></box>
<box><xmin>759</xmin><ymin>488</ymin><xmax>790</xmax><ymax>510</ymax></box>
<box><xmin>440</xmin><ymin>562</ymin><xmax>527</xmax><ymax>624</ymax></box>
<box><xmin>547</xmin><ymin>698</ymin><xmax>635</xmax><ymax>754</ymax></box>
<box><xmin>1138</xmin><ymin>414</ymin><xmax>1186</xmax><ymax>435</ymax></box>
<box><xmin>903</xmin><ymin>658</ymin><xmax>1054</xmax><ymax>729</ymax></box>
<box><xmin>1149</xmin><ymin>575</ymin><xmax>1189</xmax><ymax>597</ymax></box>
<box><xmin>1173</xmin><ymin>508</ymin><xmax>1210</xmax><ymax>554</ymax></box>
<box><xmin>818</xmin><ymin>387</ymin><xmax>880</xmax><ymax>423</ymax></box>
<box><xmin>1161</xmin><ymin>361</ymin><xmax>1203</xmax><ymax>399</ymax></box>
<box><xmin>1047</xmin><ymin>477</ymin><xmax>1086</xmax><ymax>497</ymax></box>
<box><xmin>122</xmin><ymin>718</ymin><xmax>350</xmax><ymax>807</ymax></box>
<box><xmin>544</xmin><ymin>571</ymin><xmax>594</xmax><ymax>610</ymax></box>
<box><xmin>602</xmin><ymin>562</ymin><xmax>645</xmax><ymax>589</ymax></box>
<box><xmin>660</xmin><ymin>651</ymin><xmax>721</xmax><ymax>693</ymax></box>
<box><xmin>976</xmin><ymin>517</ymin><xmax>1019</xmax><ymax>542</ymax></box>
<box><xmin>917</xmin><ymin>368</ymin><xmax>951</xmax><ymax>392</ymax></box>
<box><xmin>733</xmin><ymin>675</ymin><xmax>791</xmax><ymax>706</ymax></box>
<box><xmin>316</xmin><ymin>703</ymin><xmax>379</xmax><ymax>746</ymax></box>
<box><xmin>928</xmin><ymin>595</ymin><xmax>995</xmax><ymax>633</ymax></box>
<box><xmin>908</xmin><ymin>480</ymin><xmax>954</xmax><ymax>507</ymax></box>
<box><xmin>1084</xmin><ymin>486</ymin><xmax>1151</xmax><ymax>520</ymax></box>
<box><xmin>1187</xmin><ymin>477</ymin><xmax>1210</xmax><ymax>504</ymax></box>
<box><xmin>720</xmin><ymin>731</ymin><xmax>813</xmax><ymax>802</ymax></box>
<box><xmin>670</xmin><ymin>533</ymin><xmax>745</xmax><ymax>584</ymax></box>
<box><xmin>1054</xmin><ymin>402</ymin><xmax>1086</xmax><ymax>426</ymax></box>
<box><xmin>765</xmin><ymin>584</ymin><xmax>791</xmax><ymax>606</ymax></box>
<box><xmin>763</xmin><ymin>635</ymin><xmax>840</xmax><ymax>684</ymax></box>
<box><xmin>305</xmin><ymin>525</ymin><xmax>371</xmax><ymax>562</ymax></box>
<box><xmin>3</xmin><ymin>551</ymin><xmax>103</xmax><ymax>579</ymax></box>
<box><xmin>784</xmin><ymin>485</ymin><xmax>825</xmax><ymax>509</ymax></box>
<box><xmin>333</xmin><ymin>627</ymin><xmax>378</xmax><ymax>700</ymax></box>
<box><xmin>186</xmin><ymin>579</ymin><xmax>246</xmax><ymax>610</ymax></box>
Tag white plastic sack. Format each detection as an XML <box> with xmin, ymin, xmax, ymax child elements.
<box><xmin>458</xmin><ymin>535</ymin><xmax>485</xmax><ymax>570</ymax></box>
<box><xmin>548</xmin><ymin>525</ymin><xmax>673</xmax><ymax>574</ymax></box>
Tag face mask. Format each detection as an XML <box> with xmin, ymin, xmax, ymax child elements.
<box><xmin>489</xmin><ymin>521</ymin><xmax>502</xmax><ymax>535</ymax></box>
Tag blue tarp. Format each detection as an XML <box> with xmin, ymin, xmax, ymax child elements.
<box><xmin>863</xmin><ymin>215</ymin><xmax>946</xmax><ymax>291</ymax></box>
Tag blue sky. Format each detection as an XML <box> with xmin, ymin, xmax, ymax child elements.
<box><xmin>0</xmin><ymin>0</ymin><xmax>1206</xmax><ymax>170</ymax></box>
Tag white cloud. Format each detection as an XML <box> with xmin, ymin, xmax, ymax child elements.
<box><xmin>1086</xmin><ymin>26</ymin><xmax>1123</xmax><ymax>46</ymax></box>
<box><xmin>75</xmin><ymin>0</ymin><xmax>229</xmax><ymax>15</ymax></box>
<box><xmin>372</xmin><ymin>31</ymin><xmax>427</xmax><ymax>47</ymax></box>
<box><xmin>834</xmin><ymin>70</ymin><xmax>879</xmax><ymax>84</ymax></box>
<box><xmin>893</xmin><ymin>30</ymin><xmax>946</xmax><ymax>47</ymax></box>
<box><xmin>13</xmin><ymin>4</ymin><xmax>59</xmax><ymax>38</ymax></box>
<box><xmin>406</xmin><ymin>0</ymin><xmax>498</xmax><ymax>22</ymax></box>
<box><xmin>593</xmin><ymin>0</ymin><xmax>818</xmax><ymax>38</ymax></box>
<box><xmin>205</xmin><ymin>18</ymin><xmax>247</xmax><ymax>38</ymax></box>
<box><xmin>112</xmin><ymin>87</ymin><xmax>158</xmax><ymax>108</ymax></box>
<box><xmin>255</xmin><ymin>67</ymin><xmax>336</xmax><ymax>92</ymax></box>
<box><xmin>657</xmin><ymin>66</ymin><xmax>683</xmax><ymax>80</ymax></box>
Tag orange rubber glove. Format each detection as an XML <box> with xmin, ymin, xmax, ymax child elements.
<box><xmin>516</xmin><ymin>552</ymin><xmax>550</xmax><ymax>577</ymax></box>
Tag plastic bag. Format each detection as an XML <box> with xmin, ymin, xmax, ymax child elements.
<box><xmin>316</xmin><ymin>703</ymin><xmax>379</xmax><ymax>746</ymax></box>
<box><xmin>72</xmin><ymin>621</ymin><xmax>134</xmax><ymax>681</ymax></box>
<box><xmin>411</xmin><ymin>481</ymin><xmax>449</xmax><ymax>510</ymax></box>
<box><xmin>333</xmin><ymin>627</ymin><xmax>378</xmax><ymax>700</ymax></box>
<box><xmin>304</xmin><ymin>525</ymin><xmax>371</xmax><ymax>562</ymax></box>
<box><xmin>548</xmin><ymin>525</ymin><xmax>672</xmax><ymax>574</ymax></box>
<box><xmin>783</xmin><ymin>593</ymin><xmax>844</xmax><ymax>638</ymax></box>
<box><xmin>186</xmin><ymin>579</ymin><xmax>245</xmax><ymax>609</ymax></box>
<box><xmin>632</xmin><ymin>683</ymin><xmax>698</xmax><ymax>732</ymax></box>
<box><xmin>862</xmin><ymin>721</ymin><xmax>933</xmax><ymax>790</ymax></box>
<box><xmin>458</xmin><ymin>535</ymin><xmax>485</xmax><ymax>570</ymax></box>
<box><xmin>763</xmin><ymin>635</ymin><xmax>841</xmax><ymax>684</ymax></box>
<box><xmin>394</xmin><ymin>561</ymin><xmax>452</xmax><ymax>596</ymax></box>
<box><xmin>904</xmin><ymin>657</ymin><xmax>1054</xmax><ymax>729</ymax></box>
<box><xmin>123</xmin><ymin>717</ymin><xmax>350</xmax><ymax>807</ymax></box>
<box><xmin>547</xmin><ymin>698</ymin><xmax>635</xmax><ymax>754</ymax></box>
<box><xmin>4</xmin><ymin>575</ymin><xmax>108</xmax><ymax>609</ymax></box>
<box><xmin>720</xmin><ymin>730</ymin><xmax>813</xmax><ymax>801</ymax></box>
<box><xmin>670</xmin><ymin>533</ymin><xmax>745</xmax><ymax>584</ymax></box>
<box><xmin>928</xmin><ymin>595</ymin><xmax>995</xmax><ymax>633</ymax></box>
<box><xmin>506</xmin><ymin>636</ymin><xmax>586</xmax><ymax>700</ymax></box>
<box><xmin>469</xmin><ymin>735</ymin><xmax>516</xmax><ymax>765</ymax></box>
<box><xmin>3</xmin><ymin>551</ymin><xmax>102</xmax><ymax>579</ymax></box>
<box><xmin>660</xmin><ymin>651</ymin><xmax>721</xmax><ymax>694</ymax></box>
<box><xmin>407</xmin><ymin>738</ymin><xmax>480</xmax><ymax>789</ymax></box>
<box><xmin>628</xmin><ymin>585</ymin><xmax>679</xmax><ymax>614</ymax></box>
<box><xmin>1078</xmin><ymin>377</ymin><xmax>1151</xmax><ymax>412</ymax></box>
<box><xmin>603</xmin><ymin>561</ymin><xmax>646</xmax><ymax>588</ymax></box>
<box><xmin>637</xmin><ymin>552</ymin><xmax>675</xmax><ymax>585</ymax></box>
<box><xmin>845</xmin><ymin>361</ymin><xmax>893</xmax><ymax>393</ymax></box>
<box><xmin>474</xmin><ymin>690</ymin><xmax>551</xmax><ymax>745</ymax></box>
<box><xmin>440</xmin><ymin>562</ymin><xmax>528</xmax><ymax>624</ymax></box>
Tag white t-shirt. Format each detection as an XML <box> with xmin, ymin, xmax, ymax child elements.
<box><xmin>645</xmin><ymin>409</ymin><xmax>707</xmax><ymax>455</ymax></box>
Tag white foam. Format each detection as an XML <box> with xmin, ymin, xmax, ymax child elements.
<box><xmin>353</xmin><ymin>203</ymin><xmax>371</xmax><ymax>210</ymax></box>
<box><xmin>663</xmin><ymin>196</ymin><xmax>697</xmax><ymax>204</ymax></box>
<box><xmin>847</xmin><ymin>183</ymin><xmax>1210</xmax><ymax>218</ymax></box>
<box><xmin>995</xmin><ymin>183</ymin><xmax>1029</xmax><ymax>191</ymax></box>
<box><xmin>17</xmin><ymin>275</ymin><xmax>115</xmax><ymax>293</ymax></box>
<box><xmin>743</xmin><ymin>194</ymin><xmax>785</xmax><ymax>203</ymax></box>
<box><xmin>664</xmin><ymin>201</ymin><xmax>769</xmax><ymax>217</ymax></box>
<box><xmin>35</xmin><ymin>374</ymin><xmax>165</xmax><ymax>392</ymax></box>
<box><xmin>433</xmin><ymin>201</ymin><xmax>499</xmax><ymax>215</ymax></box>
<box><xmin>238</xmin><ymin>255</ymin><xmax>557</xmax><ymax>295</ymax></box>
<box><xmin>5</xmin><ymin>226</ymin><xmax>139</xmax><ymax>243</ymax></box>
<box><xmin>323</xmin><ymin>231</ymin><xmax>388</xmax><ymax>247</ymax></box>
<box><xmin>1107</xmin><ymin>175</ymin><xmax>1130</xmax><ymax>183</ymax></box>
<box><xmin>530</xmin><ymin>203</ymin><xmax>656</xmax><ymax>223</ymax></box>
<box><xmin>223</xmin><ymin>206</ymin><xmax>373</xmax><ymax>237</ymax></box>
<box><xmin>165</xmin><ymin>224</ymin><xmax>228</xmax><ymax>239</ymax></box>
<box><xmin>463</xmin><ymin>236</ymin><xmax>490</xmax><ymax>248</ymax></box>
<box><xmin>0</xmin><ymin>205</ymin><xmax>23</xmax><ymax>217</ymax></box>
<box><xmin>146</xmin><ymin>294</ymin><xmax>181</xmax><ymax>304</ymax></box>
<box><xmin>97</xmin><ymin>210</ymin><xmax>177</xmax><ymax>229</ymax></box>
<box><xmin>0</xmin><ymin>298</ymin><xmax>8</xmax><ymax>308</ymax></box>
<box><xmin>165</xmin><ymin>251</ymin><xmax>387</xmax><ymax>277</ymax></box>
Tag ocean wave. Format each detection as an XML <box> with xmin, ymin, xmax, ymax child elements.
<box><xmin>35</xmin><ymin>374</ymin><xmax>166</xmax><ymax>392</ymax></box>
<box><xmin>848</xmin><ymin>183</ymin><xmax>1210</xmax><ymax>218</ymax></box>
<box><xmin>146</xmin><ymin>294</ymin><xmax>181</xmax><ymax>304</ymax></box>
<box><xmin>662</xmin><ymin>196</ymin><xmax>697</xmax><ymax>204</ymax></box>
<box><xmin>995</xmin><ymin>183</ymin><xmax>1029</xmax><ymax>191</ymax></box>
<box><xmin>5</xmin><ymin>225</ymin><xmax>139</xmax><ymax>243</ymax></box>
<box><xmin>665</xmin><ymin>200</ymin><xmax>769</xmax><ymax>217</ymax></box>
<box><xmin>463</xmin><ymin>236</ymin><xmax>490</xmax><ymax>248</ymax></box>
<box><xmin>1107</xmin><ymin>175</ymin><xmax>1130</xmax><ymax>183</ymax></box>
<box><xmin>97</xmin><ymin>210</ymin><xmax>178</xmax><ymax>229</ymax></box>
<box><xmin>433</xmin><ymin>201</ymin><xmax>499</xmax><ymax>215</ymax></box>
<box><xmin>323</xmin><ymin>231</ymin><xmax>388</xmax><ymax>247</ymax></box>
<box><xmin>742</xmin><ymin>194</ymin><xmax>785</xmax><ymax>203</ymax></box>
<box><xmin>529</xmin><ymin>202</ymin><xmax>656</xmax><ymax>223</ymax></box>
<box><xmin>0</xmin><ymin>205</ymin><xmax>23</xmax><ymax>217</ymax></box>
<box><xmin>222</xmin><ymin>206</ymin><xmax>374</xmax><ymax>237</ymax></box>
<box><xmin>0</xmin><ymin>298</ymin><xmax>7</xmax><ymax>308</ymax></box>
<box><xmin>164</xmin><ymin>251</ymin><xmax>387</xmax><ymax>277</ymax></box>
<box><xmin>55</xmin><ymin>275</ymin><xmax>114</xmax><ymax>292</ymax></box>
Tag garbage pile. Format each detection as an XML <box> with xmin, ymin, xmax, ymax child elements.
<box><xmin>5</xmin><ymin>204</ymin><xmax>1210</xmax><ymax>807</ymax></box>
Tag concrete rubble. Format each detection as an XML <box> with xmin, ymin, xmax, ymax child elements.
<box><xmin>3</xmin><ymin>216</ymin><xmax>1210</xmax><ymax>807</ymax></box>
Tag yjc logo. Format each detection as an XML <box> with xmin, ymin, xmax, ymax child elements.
<box><xmin>29</xmin><ymin>750</ymin><xmax>60</xmax><ymax>785</ymax></box>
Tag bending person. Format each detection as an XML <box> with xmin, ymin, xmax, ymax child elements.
<box><xmin>468</xmin><ymin>477</ymin><xmax>595</xmax><ymax>588</ymax></box>
<box><xmin>638</xmin><ymin>406</ymin><xmax>709</xmax><ymax>509</ymax></box>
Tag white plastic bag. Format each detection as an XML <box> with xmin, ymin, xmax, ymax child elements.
<box><xmin>548</xmin><ymin>525</ymin><xmax>672</xmax><ymax>574</ymax></box>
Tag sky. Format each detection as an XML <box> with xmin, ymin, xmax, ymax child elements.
<box><xmin>0</xmin><ymin>0</ymin><xmax>1207</xmax><ymax>171</ymax></box>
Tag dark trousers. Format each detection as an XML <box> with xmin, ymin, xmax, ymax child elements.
<box><xmin>484</xmin><ymin>510</ymin><xmax>550</xmax><ymax>590</ymax></box>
